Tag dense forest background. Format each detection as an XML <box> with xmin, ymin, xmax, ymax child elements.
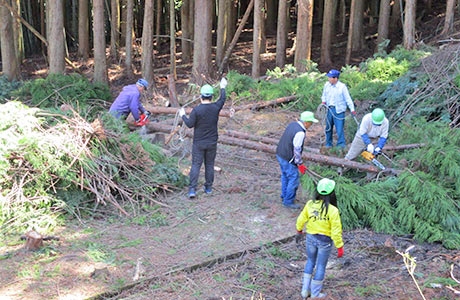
<box><xmin>1</xmin><ymin>0</ymin><xmax>459</xmax><ymax>86</ymax></box>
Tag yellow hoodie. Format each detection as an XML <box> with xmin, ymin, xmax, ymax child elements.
<box><xmin>296</xmin><ymin>199</ymin><xmax>344</xmax><ymax>248</ymax></box>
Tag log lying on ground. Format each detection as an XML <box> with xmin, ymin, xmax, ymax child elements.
<box><xmin>147</xmin><ymin>95</ymin><xmax>297</xmax><ymax>117</ymax></box>
<box><xmin>145</xmin><ymin>122</ymin><xmax>401</xmax><ymax>174</ymax></box>
<box><xmin>221</xmin><ymin>129</ymin><xmax>320</xmax><ymax>153</ymax></box>
<box><xmin>384</xmin><ymin>143</ymin><xmax>425</xmax><ymax>151</ymax></box>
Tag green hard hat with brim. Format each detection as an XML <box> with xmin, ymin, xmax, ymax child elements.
<box><xmin>317</xmin><ymin>178</ymin><xmax>336</xmax><ymax>195</ymax></box>
<box><xmin>300</xmin><ymin>111</ymin><xmax>319</xmax><ymax>123</ymax></box>
<box><xmin>372</xmin><ymin>108</ymin><xmax>385</xmax><ymax>125</ymax></box>
<box><xmin>200</xmin><ymin>84</ymin><xmax>214</xmax><ymax>97</ymax></box>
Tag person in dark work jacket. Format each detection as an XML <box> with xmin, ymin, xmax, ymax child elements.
<box><xmin>179</xmin><ymin>78</ymin><xmax>228</xmax><ymax>198</ymax></box>
<box><xmin>276</xmin><ymin>111</ymin><xmax>318</xmax><ymax>209</ymax></box>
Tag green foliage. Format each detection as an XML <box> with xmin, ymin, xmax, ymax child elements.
<box><xmin>226</xmin><ymin>70</ymin><xmax>257</xmax><ymax>99</ymax></box>
<box><xmin>364</xmin><ymin>57</ymin><xmax>410</xmax><ymax>82</ymax></box>
<box><xmin>12</xmin><ymin>74</ymin><xmax>110</xmax><ymax>119</ymax></box>
<box><xmin>0</xmin><ymin>102</ymin><xmax>185</xmax><ymax>235</ymax></box>
<box><xmin>300</xmin><ymin>120</ymin><xmax>460</xmax><ymax>249</ymax></box>
<box><xmin>0</xmin><ymin>76</ymin><xmax>23</xmax><ymax>101</ymax></box>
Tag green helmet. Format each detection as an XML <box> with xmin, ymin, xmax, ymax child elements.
<box><xmin>200</xmin><ymin>84</ymin><xmax>214</xmax><ymax>97</ymax></box>
<box><xmin>300</xmin><ymin>111</ymin><xmax>319</xmax><ymax>123</ymax></box>
<box><xmin>317</xmin><ymin>178</ymin><xmax>336</xmax><ymax>195</ymax></box>
<box><xmin>371</xmin><ymin>108</ymin><xmax>385</xmax><ymax>125</ymax></box>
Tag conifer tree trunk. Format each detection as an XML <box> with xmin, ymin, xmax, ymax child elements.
<box><xmin>260</xmin><ymin>1</ymin><xmax>267</xmax><ymax>53</ymax></box>
<box><xmin>78</xmin><ymin>0</ymin><xmax>90</xmax><ymax>59</ymax></box>
<box><xmin>49</xmin><ymin>0</ymin><xmax>65</xmax><ymax>74</ymax></box>
<box><xmin>368</xmin><ymin>0</ymin><xmax>379</xmax><ymax>26</ymax></box>
<box><xmin>276</xmin><ymin>0</ymin><xmax>288</xmax><ymax>67</ymax></box>
<box><xmin>120</xmin><ymin>0</ymin><xmax>127</xmax><ymax>46</ymax></box>
<box><xmin>252</xmin><ymin>0</ymin><xmax>262</xmax><ymax>78</ymax></box>
<box><xmin>345</xmin><ymin>0</ymin><xmax>364</xmax><ymax>64</ymax></box>
<box><xmin>93</xmin><ymin>0</ymin><xmax>108</xmax><ymax>83</ymax></box>
<box><xmin>0</xmin><ymin>3</ymin><xmax>19</xmax><ymax>80</ymax></box>
<box><xmin>216</xmin><ymin>0</ymin><xmax>228</xmax><ymax>66</ymax></box>
<box><xmin>227</xmin><ymin>0</ymin><xmax>237</xmax><ymax>40</ymax></box>
<box><xmin>110</xmin><ymin>0</ymin><xmax>120</xmax><ymax>60</ymax></box>
<box><xmin>391</xmin><ymin>0</ymin><xmax>401</xmax><ymax>29</ymax></box>
<box><xmin>294</xmin><ymin>0</ymin><xmax>313</xmax><ymax>72</ymax></box>
<box><xmin>181</xmin><ymin>0</ymin><xmax>192</xmax><ymax>63</ymax></box>
<box><xmin>142</xmin><ymin>0</ymin><xmax>155</xmax><ymax>87</ymax></box>
<box><xmin>192</xmin><ymin>0</ymin><xmax>212</xmax><ymax>83</ymax></box>
<box><xmin>339</xmin><ymin>0</ymin><xmax>346</xmax><ymax>34</ymax></box>
<box><xmin>170</xmin><ymin>0</ymin><xmax>176</xmax><ymax>78</ymax></box>
<box><xmin>441</xmin><ymin>0</ymin><xmax>455</xmax><ymax>36</ymax></box>
<box><xmin>403</xmin><ymin>0</ymin><xmax>416</xmax><ymax>49</ymax></box>
<box><xmin>376</xmin><ymin>0</ymin><xmax>390</xmax><ymax>50</ymax></box>
<box><xmin>266</xmin><ymin>0</ymin><xmax>277</xmax><ymax>35</ymax></box>
<box><xmin>321</xmin><ymin>0</ymin><xmax>337</xmax><ymax>66</ymax></box>
<box><xmin>71</xmin><ymin>0</ymin><xmax>78</xmax><ymax>45</ymax></box>
<box><xmin>11</xmin><ymin>0</ymin><xmax>23</xmax><ymax>64</ymax></box>
<box><xmin>125</xmin><ymin>0</ymin><xmax>134</xmax><ymax>75</ymax></box>
<box><xmin>155</xmin><ymin>0</ymin><xmax>161</xmax><ymax>47</ymax></box>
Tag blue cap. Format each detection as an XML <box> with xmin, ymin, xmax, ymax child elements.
<box><xmin>326</xmin><ymin>69</ymin><xmax>340</xmax><ymax>78</ymax></box>
<box><xmin>136</xmin><ymin>78</ymin><xmax>149</xmax><ymax>88</ymax></box>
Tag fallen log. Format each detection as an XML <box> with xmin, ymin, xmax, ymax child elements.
<box><xmin>145</xmin><ymin>122</ymin><xmax>401</xmax><ymax>174</ymax></box>
<box><xmin>221</xmin><ymin>129</ymin><xmax>320</xmax><ymax>153</ymax></box>
<box><xmin>233</xmin><ymin>95</ymin><xmax>298</xmax><ymax>111</ymax></box>
<box><xmin>147</xmin><ymin>95</ymin><xmax>297</xmax><ymax>117</ymax></box>
<box><xmin>384</xmin><ymin>143</ymin><xmax>425</xmax><ymax>151</ymax></box>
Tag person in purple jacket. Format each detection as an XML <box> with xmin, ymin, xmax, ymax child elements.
<box><xmin>109</xmin><ymin>78</ymin><xmax>151</xmax><ymax>125</ymax></box>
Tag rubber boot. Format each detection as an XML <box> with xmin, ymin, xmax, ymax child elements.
<box><xmin>301</xmin><ymin>273</ymin><xmax>312</xmax><ymax>299</ymax></box>
<box><xmin>310</xmin><ymin>280</ymin><xmax>327</xmax><ymax>298</ymax></box>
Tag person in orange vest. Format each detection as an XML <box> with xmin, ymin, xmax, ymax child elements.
<box><xmin>296</xmin><ymin>178</ymin><xmax>344</xmax><ymax>299</ymax></box>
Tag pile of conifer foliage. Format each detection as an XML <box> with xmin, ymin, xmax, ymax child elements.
<box><xmin>0</xmin><ymin>100</ymin><xmax>186</xmax><ymax>235</ymax></box>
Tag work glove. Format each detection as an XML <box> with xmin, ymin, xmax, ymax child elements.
<box><xmin>298</xmin><ymin>164</ymin><xmax>307</xmax><ymax>175</ymax></box>
<box><xmin>366</xmin><ymin>143</ymin><xmax>374</xmax><ymax>154</ymax></box>
<box><xmin>220</xmin><ymin>77</ymin><xmax>228</xmax><ymax>89</ymax></box>
<box><xmin>373</xmin><ymin>147</ymin><xmax>381</xmax><ymax>155</ymax></box>
<box><xmin>178</xmin><ymin>107</ymin><xmax>186</xmax><ymax>117</ymax></box>
<box><xmin>322</xmin><ymin>101</ymin><xmax>326</xmax><ymax>105</ymax></box>
<box><xmin>295</xmin><ymin>232</ymin><xmax>303</xmax><ymax>244</ymax></box>
<box><xmin>337</xmin><ymin>247</ymin><xmax>344</xmax><ymax>258</ymax></box>
<box><xmin>352</xmin><ymin>111</ymin><xmax>356</xmax><ymax>116</ymax></box>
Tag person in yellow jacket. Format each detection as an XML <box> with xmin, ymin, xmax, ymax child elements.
<box><xmin>295</xmin><ymin>178</ymin><xmax>344</xmax><ymax>299</ymax></box>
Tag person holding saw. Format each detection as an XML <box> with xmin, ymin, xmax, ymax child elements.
<box><xmin>344</xmin><ymin>108</ymin><xmax>389</xmax><ymax>161</ymax></box>
<box><xmin>179</xmin><ymin>78</ymin><xmax>228</xmax><ymax>198</ymax></box>
<box><xmin>109</xmin><ymin>78</ymin><xmax>151</xmax><ymax>126</ymax></box>
<box><xmin>321</xmin><ymin>69</ymin><xmax>356</xmax><ymax>149</ymax></box>
<box><xmin>276</xmin><ymin>111</ymin><xmax>318</xmax><ymax>209</ymax></box>
<box><xmin>296</xmin><ymin>178</ymin><xmax>344</xmax><ymax>299</ymax></box>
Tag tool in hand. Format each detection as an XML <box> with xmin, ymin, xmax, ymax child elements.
<box><xmin>361</xmin><ymin>150</ymin><xmax>386</xmax><ymax>170</ymax></box>
<box><xmin>134</xmin><ymin>111</ymin><xmax>151</xmax><ymax>126</ymax></box>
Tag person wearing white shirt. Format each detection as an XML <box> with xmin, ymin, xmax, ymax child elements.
<box><xmin>344</xmin><ymin>108</ymin><xmax>389</xmax><ymax>161</ymax></box>
<box><xmin>321</xmin><ymin>69</ymin><xmax>356</xmax><ymax>149</ymax></box>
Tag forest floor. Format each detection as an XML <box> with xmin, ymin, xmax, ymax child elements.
<box><xmin>1</xmin><ymin>108</ymin><xmax>459</xmax><ymax>300</ymax></box>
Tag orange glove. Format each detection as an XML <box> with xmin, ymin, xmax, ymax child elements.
<box><xmin>298</xmin><ymin>164</ymin><xmax>307</xmax><ymax>175</ymax></box>
<box><xmin>337</xmin><ymin>247</ymin><xmax>344</xmax><ymax>258</ymax></box>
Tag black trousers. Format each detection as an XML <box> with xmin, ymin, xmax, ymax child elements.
<box><xmin>189</xmin><ymin>142</ymin><xmax>217</xmax><ymax>190</ymax></box>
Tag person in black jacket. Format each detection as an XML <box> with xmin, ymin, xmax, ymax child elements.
<box><xmin>276</xmin><ymin>111</ymin><xmax>318</xmax><ymax>209</ymax></box>
<box><xmin>179</xmin><ymin>78</ymin><xmax>227</xmax><ymax>198</ymax></box>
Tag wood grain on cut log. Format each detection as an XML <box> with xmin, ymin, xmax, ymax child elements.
<box><xmin>21</xmin><ymin>230</ymin><xmax>60</xmax><ymax>251</ymax></box>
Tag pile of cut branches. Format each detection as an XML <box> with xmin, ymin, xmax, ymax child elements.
<box><xmin>0</xmin><ymin>102</ymin><xmax>186</xmax><ymax>235</ymax></box>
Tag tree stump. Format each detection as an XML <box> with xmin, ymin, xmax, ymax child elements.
<box><xmin>24</xmin><ymin>230</ymin><xmax>43</xmax><ymax>251</ymax></box>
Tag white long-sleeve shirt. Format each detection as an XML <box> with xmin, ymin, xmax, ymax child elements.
<box><xmin>358</xmin><ymin>113</ymin><xmax>389</xmax><ymax>139</ymax></box>
<box><xmin>321</xmin><ymin>81</ymin><xmax>355</xmax><ymax>114</ymax></box>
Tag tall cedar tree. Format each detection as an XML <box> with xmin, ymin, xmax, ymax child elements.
<box><xmin>192</xmin><ymin>0</ymin><xmax>212</xmax><ymax>83</ymax></box>
<box><xmin>49</xmin><ymin>0</ymin><xmax>65</xmax><ymax>74</ymax></box>
<box><xmin>93</xmin><ymin>0</ymin><xmax>108</xmax><ymax>83</ymax></box>
<box><xmin>403</xmin><ymin>0</ymin><xmax>416</xmax><ymax>49</ymax></box>
<box><xmin>275</xmin><ymin>0</ymin><xmax>288</xmax><ymax>67</ymax></box>
<box><xmin>141</xmin><ymin>0</ymin><xmax>155</xmax><ymax>88</ymax></box>
<box><xmin>78</xmin><ymin>0</ymin><xmax>89</xmax><ymax>59</ymax></box>
<box><xmin>294</xmin><ymin>0</ymin><xmax>314</xmax><ymax>72</ymax></box>
<box><xmin>252</xmin><ymin>0</ymin><xmax>262</xmax><ymax>78</ymax></box>
<box><xmin>0</xmin><ymin>3</ymin><xmax>19</xmax><ymax>80</ymax></box>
